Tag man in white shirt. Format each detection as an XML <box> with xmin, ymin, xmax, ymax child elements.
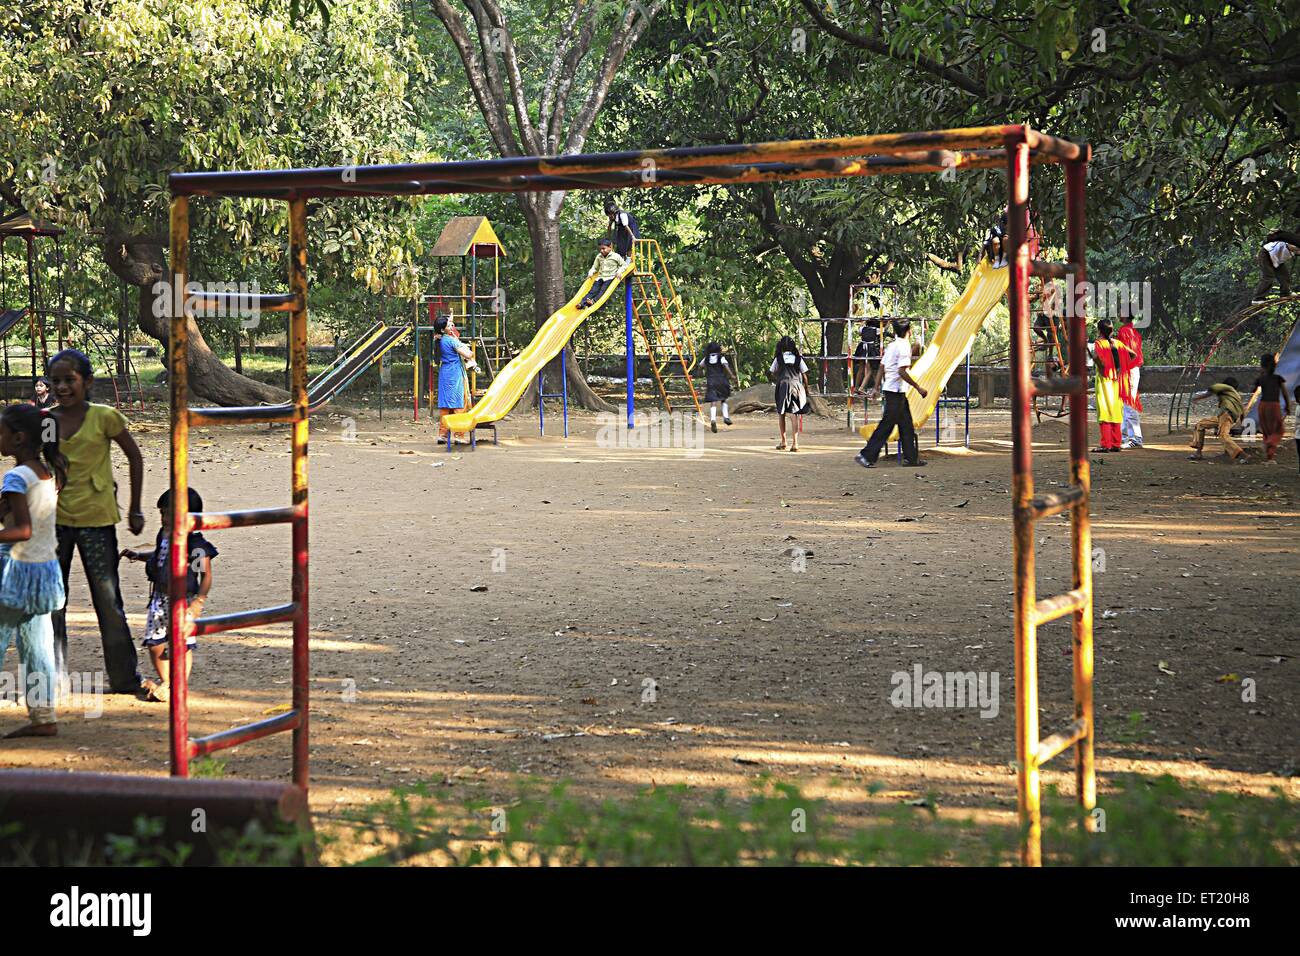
<box><xmin>1252</xmin><ymin>229</ymin><xmax>1300</xmax><ymax>303</ymax></box>
<box><xmin>855</xmin><ymin>319</ymin><xmax>929</xmax><ymax>468</ymax></box>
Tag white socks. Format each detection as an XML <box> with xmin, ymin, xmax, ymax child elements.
<box><xmin>722</xmin><ymin>402</ymin><xmax>729</xmax><ymax>419</ymax></box>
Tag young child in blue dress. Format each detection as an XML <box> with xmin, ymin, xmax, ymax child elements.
<box><xmin>121</xmin><ymin>487</ymin><xmax>218</xmax><ymax>703</ymax></box>
<box><xmin>0</xmin><ymin>403</ymin><xmax>68</xmax><ymax>738</ymax></box>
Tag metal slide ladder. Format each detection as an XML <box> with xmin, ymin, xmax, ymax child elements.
<box><xmin>629</xmin><ymin>238</ymin><xmax>702</xmax><ymax>416</ymax></box>
<box><xmin>1006</xmin><ymin>147</ymin><xmax>1096</xmax><ymax>866</ymax></box>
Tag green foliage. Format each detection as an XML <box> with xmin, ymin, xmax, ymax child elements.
<box><xmin>323</xmin><ymin>772</ymin><xmax>1297</xmax><ymax>867</ymax></box>
<box><xmin>1044</xmin><ymin>775</ymin><xmax>1300</xmax><ymax>867</ymax></box>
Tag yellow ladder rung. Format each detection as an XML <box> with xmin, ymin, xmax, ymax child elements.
<box><xmin>1026</xmin><ymin>485</ymin><xmax>1086</xmax><ymax>519</ymax></box>
<box><xmin>1032</xmin><ymin>588</ymin><xmax>1089</xmax><ymax>626</ymax></box>
<box><xmin>1034</xmin><ymin>718</ymin><xmax>1088</xmax><ymax>766</ymax></box>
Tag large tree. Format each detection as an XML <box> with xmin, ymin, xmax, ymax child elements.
<box><xmin>427</xmin><ymin>0</ymin><xmax>663</xmax><ymax>410</ymax></box>
<box><xmin>0</xmin><ymin>0</ymin><xmax>422</xmax><ymax>404</ymax></box>
<box><xmin>613</xmin><ymin>3</ymin><xmax>994</xmax><ymax>388</ymax></box>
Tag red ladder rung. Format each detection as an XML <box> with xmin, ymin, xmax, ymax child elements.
<box><xmin>190</xmin><ymin>709</ymin><xmax>302</xmax><ymax>758</ymax></box>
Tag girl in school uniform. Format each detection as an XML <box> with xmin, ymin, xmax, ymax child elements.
<box><xmin>702</xmin><ymin>342</ymin><xmax>739</xmax><ymax>433</ymax></box>
<box><xmin>769</xmin><ymin>336</ymin><xmax>810</xmax><ymax>452</ymax></box>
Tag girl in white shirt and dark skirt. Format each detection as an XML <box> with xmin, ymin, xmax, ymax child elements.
<box><xmin>770</xmin><ymin>336</ymin><xmax>810</xmax><ymax>451</ymax></box>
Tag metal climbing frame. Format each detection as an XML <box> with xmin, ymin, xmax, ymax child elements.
<box><xmin>166</xmin><ymin>197</ymin><xmax>310</xmax><ymax>788</ymax></box>
<box><xmin>169</xmin><ymin>126</ymin><xmax>1092</xmax><ymax>853</ymax></box>
<box><xmin>629</xmin><ymin>238</ymin><xmax>701</xmax><ymax>415</ymax></box>
<box><xmin>1007</xmin><ymin>146</ymin><xmax>1095</xmax><ymax>866</ymax></box>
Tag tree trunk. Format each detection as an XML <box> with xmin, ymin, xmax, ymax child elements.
<box><xmin>103</xmin><ymin>238</ymin><xmax>288</xmax><ymax>406</ymax></box>
<box><xmin>519</xmin><ymin>193</ymin><xmax>613</xmax><ymax>413</ymax></box>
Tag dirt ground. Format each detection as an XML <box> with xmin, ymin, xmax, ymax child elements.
<box><xmin>2</xmin><ymin>394</ymin><xmax>1297</xmax><ymax>856</ymax></box>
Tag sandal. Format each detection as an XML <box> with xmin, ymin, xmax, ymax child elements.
<box><xmin>775</xmin><ymin>442</ymin><xmax>787</xmax><ymax>450</ymax></box>
<box><xmin>141</xmin><ymin>679</ymin><xmax>169</xmax><ymax>703</ymax></box>
<box><xmin>789</xmin><ymin>445</ymin><xmax>798</xmax><ymax>452</ymax></box>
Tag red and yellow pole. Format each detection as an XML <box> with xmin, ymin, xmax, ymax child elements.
<box><xmin>168</xmin><ymin>196</ymin><xmax>193</xmax><ymax>777</ymax></box>
<box><xmin>1006</xmin><ymin>137</ymin><xmax>1041</xmax><ymax>866</ymax></box>
<box><xmin>1064</xmin><ymin>157</ymin><xmax>1096</xmax><ymax>826</ymax></box>
<box><xmin>288</xmin><ymin>197</ymin><xmax>311</xmax><ymax>790</ymax></box>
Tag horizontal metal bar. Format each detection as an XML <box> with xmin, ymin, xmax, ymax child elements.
<box><xmin>191</xmin><ymin>504</ymin><xmax>305</xmax><ymax>531</ymax></box>
<box><xmin>1026</xmin><ymin>484</ymin><xmax>1087</xmax><ymax>520</ymax></box>
<box><xmin>193</xmin><ymin>602</ymin><xmax>298</xmax><ymax>637</ymax></box>
<box><xmin>189</xmin><ymin>292</ymin><xmax>300</xmax><ymax>313</ymax></box>
<box><xmin>1029</xmin><ymin>260</ymin><xmax>1077</xmax><ymax>279</ymax></box>
<box><xmin>189</xmin><ymin>710</ymin><xmax>302</xmax><ymax>758</ymax></box>
<box><xmin>171</xmin><ymin>126</ymin><xmax>1080</xmax><ymax>198</ymax></box>
<box><xmin>1034</xmin><ymin>718</ymin><xmax>1088</xmax><ymax>766</ymax></box>
<box><xmin>188</xmin><ymin>403</ymin><xmax>302</xmax><ymax>426</ymax></box>
<box><xmin>1031</xmin><ymin>375</ymin><xmax>1086</xmax><ymax>396</ymax></box>
<box><xmin>1033</xmin><ymin>587</ymin><xmax>1089</xmax><ymax>626</ymax></box>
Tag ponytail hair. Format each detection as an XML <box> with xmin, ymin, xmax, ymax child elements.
<box><xmin>775</xmin><ymin>335</ymin><xmax>801</xmax><ymax>364</ymax></box>
<box><xmin>1</xmin><ymin>403</ymin><xmax>68</xmax><ymax>489</ymax></box>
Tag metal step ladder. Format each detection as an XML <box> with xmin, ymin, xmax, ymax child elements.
<box><xmin>629</xmin><ymin>238</ymin><xmax>702</xmax><ymax>416</ymax></box>
<box><xmin>1007</xmin><ymin>147</ymin><xmax>1096</xmax><ymax>866</ymax></box>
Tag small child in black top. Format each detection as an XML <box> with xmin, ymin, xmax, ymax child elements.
<box><xmin>1251</xmin><ymin>353</ymin><xmax>1293</xmax><ymax>464</ymax></box>
<box><xmin>702</xmin><ymin>342</ymin><xmax>739</xmax><ymax>432</ymax></box>
<box><xmin>121</xmin><ymin>487</ymin><xmax>218</xmax><ymax>703</ymax></box>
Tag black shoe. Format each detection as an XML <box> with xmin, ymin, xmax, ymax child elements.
<box><xmin>854</xmin><ymin>453</ymin><xmax>875</xmax><ymax>469</ymax></box>
<box><xmin>710</xmin><ymin>420</ymin><xmax>717</xmax><ymax>433</ymax></box>
<box><xmin>902</xmin><ymin>459</ymin><xmax>928</xmax><ymax>467</ymax></box>
<box><xmin>723</xmin><ymin>417</ymin><xmax>732</xmax><ymax>426</ymax></box>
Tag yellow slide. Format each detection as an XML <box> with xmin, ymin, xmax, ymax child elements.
<box><xmin>442</xmin><ymin>259</ymin><xmax>635</xmax><ymax>433</ymax></box>
<box><xmin>859</xmin><ymin>259</ymin><xmax>1008</xmax><ymax>439</ymax></box>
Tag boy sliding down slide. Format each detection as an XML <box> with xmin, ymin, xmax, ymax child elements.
<box><xmin>580</xmin><ymin>238</ymin><xmax>627</xmax><ymax>310</ymax></box>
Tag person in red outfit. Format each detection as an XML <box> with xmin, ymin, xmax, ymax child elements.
<box><xmin>1116</xmin><ymin>311</ymin><xmax>1144</xmax><ymax>447</ymax></box>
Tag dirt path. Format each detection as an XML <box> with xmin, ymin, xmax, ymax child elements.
<box><xmin>3</xmin><ymin>400</ymin><xmax>1296</xmax><ymax>852</ymax></box>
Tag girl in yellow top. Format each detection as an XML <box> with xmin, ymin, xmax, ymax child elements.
<box><xmin>47</xmin><ymin>349</ymin><xmax>146</xmax><ymax>693</ymax></box>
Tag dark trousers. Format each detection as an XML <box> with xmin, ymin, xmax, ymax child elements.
<box><xmin>582</xmin><ymin>278</ymin><xmax>613</xmax><ymax>308</ymax></box>
<box><xmin>53</xmin><ymin>524</ymin><xmax>141</xmax><ymax>692</ymax></box>
<box><xmin>861</xmin><ymin>390</ymin><xmax>919</xmax><ymax>464</ymax></box>
<box><xmin>1254</xmin><ymin>249</ymin><xmax>1291</xmax><ymax>299</ymax></box>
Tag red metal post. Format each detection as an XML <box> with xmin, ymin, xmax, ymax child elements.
<box><xmin>288</xmin><ymin>197</ymin><xmax>311</xmax><ymax>790</ymax></box>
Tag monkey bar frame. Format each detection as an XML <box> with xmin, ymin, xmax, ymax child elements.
<box><xmin>167</xmin><ymin>125</ymin><xmax>1092</xmax><ymax>865</ymax></box>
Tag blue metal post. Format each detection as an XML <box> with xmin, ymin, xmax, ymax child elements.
<box><xmin>538</xmin><ymin>362</ymin><xmax>545</xmax><ymax>436</ymax></box>
<box><xmin>561</xmin><ymin>346</ymin><xmax>569</xmax><ymax>438</ymax></box>
<box><xmin>625</xmin><ymin>276</ymin><xmax>634</xmax><ymax>429</ymax></box>
<box><xmin>965</xmin><ymin>351</ymin><xmax>971</xmax><ymax>448</ymax></box>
